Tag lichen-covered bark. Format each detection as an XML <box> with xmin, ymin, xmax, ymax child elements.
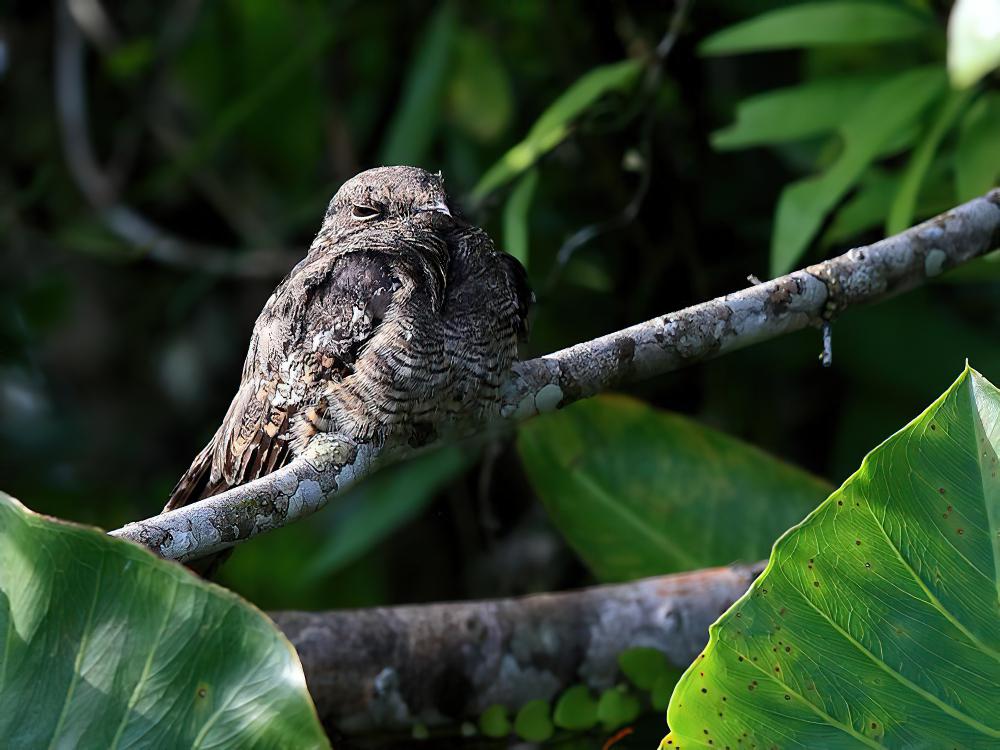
<box><xmin>268</xmin><ymin>563</ymin><xmax>763</xmax><ymax>732</ymax></box>
<box><xmin>111</xmin><ymin>190</ymin><xmax>1000</xmax><ymax>561</ymax></box>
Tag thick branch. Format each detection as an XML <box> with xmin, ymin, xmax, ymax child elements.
<box><xmin>110</xmin><ymin>190</ymin><xmax>1000</xmax><ymax>560</ymax></box>
<box><xmin>269</xmin><ymin>562</ymin><xmax>763</xmax><ymax>732</ymax></box>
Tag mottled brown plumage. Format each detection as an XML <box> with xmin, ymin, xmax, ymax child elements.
<box><xmin>165</xmin><ymin>166</ymin><xmax>531</xmax><ymax>519</ymax></box>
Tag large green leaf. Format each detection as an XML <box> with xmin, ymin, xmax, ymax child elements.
<box><xmin>956</xmin><ymin>92</ymin><xmax>1000</xmax><ymax>202</ymax></box>
<box><xmin>948</xmin><ymin>0</ymin><xmax>1000</xmax><ymax>88</ymax></box>
<box><xmin>517</xmin><ymin>395</ymin><xmax>831</xmax><ymax>582</ymax></box>
<box><xmin>700</xmin><ymin>3</ymin><xmax>934</xmax><ymax>55</ymax></box>
<box><xmin>470</xmin><ymin>59</ymin><xmax>642</xmax><ymax>202</ymax></box>
<box><xmin>711</xmin><ymin>75</ymin><xmax>888</xmax><ymax>150</ymax></box>
<box><xmin>771</xmin><ymin>66</ymin><xmax>946</xmax><ymax>275</ymax></box>
<box><xmin>0</xmin><ymin>493</ymin><xmax>329</xmax><ymax>749</ymax></box>
<box><xmin>665</xmin><ymin>366</ymin><xmax>1000</xmax><ymax>749</ymax></box>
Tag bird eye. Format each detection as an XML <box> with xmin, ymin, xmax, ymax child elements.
<box><xmin>351</xmin><ymin>204</ymin><xmax>381</xmax><ymax>220</ymax></box>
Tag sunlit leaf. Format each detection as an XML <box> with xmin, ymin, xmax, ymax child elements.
<box><xmin>956</xmin><ymin>92</ymin><xmax>1000</xmax><ymax>201</ymax></box>
<box><xmin>0</xmin><ymin>493</ymin><xmax>328</xmax><ymax>748</ymax></box>
<box><xmin>771</xmin><ymin>66</ymin><xmax>946</xmax><ymax>275</ymax></box>
<box><xmin>378</xmin><ymin>3</ymin><xmax>457</xmax><ymax>165</ymax></box>
<box><xmin>501</xmin><ymin>168</ymin><xmax>539</xmax><ymax>266</ymax></box>
<box><xmin>701</xmin><ymin>2</ymin><xmax>933</xmax><ymax>55</ymax></box>
<box><xmin>517</xmin><ymin>395</ymin><xmax>830</xmax><ymax>582</ymax></box>
<box><xmin>712</xmin><ymin>75</ymin><xmax>888</xmax><ymax>150</ymax></box>
<box><xmin>948</xmin><ymin>0</ymin><xmax>1000</xmax><ymax>88</ymax></box>
<box><xmin>665</xmin><ymin>365</ymin><xmax>1000</xmax><ymax>749</ymax></box>
<box><xmin>887</xmin><ymin>88</ymin><xmax>973</xmax><ymax>234</ymax></box>
<box><xmin>471</xmin><ymin>59</ymin><xmax>642</xmax><ymax>202</ymax></box>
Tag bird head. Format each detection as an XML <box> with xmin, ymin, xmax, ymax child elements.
<box><xmin>322</xmin><ymin>166</ymin><xmax>455</xmax><ymax>237</ymax></box>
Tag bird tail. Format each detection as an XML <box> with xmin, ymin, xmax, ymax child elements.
<box><xmin>163</xmin><ymin>430</ymin><xmax>232</xmax><ymax>577</ymax></box>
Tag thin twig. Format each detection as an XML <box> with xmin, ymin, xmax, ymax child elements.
<box><xmin>109</xmin><ymin>190</ymin><xmax>1000</xmax><ymax>562</ymax></box>
<box><xmin>53</xmin><ymin>0</ymin><xmax>296</xmax><ymax>278</ymax></box>
<box><xmin>544</xmin><ymin>0</ymin><xmax>694</xmax><ymax>293</ymax></box>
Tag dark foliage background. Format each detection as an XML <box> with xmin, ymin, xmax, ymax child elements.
<box><xmin>2</xmin><ymin>0</ymin><xmax>998</xmax><ymax>637</ymax></box>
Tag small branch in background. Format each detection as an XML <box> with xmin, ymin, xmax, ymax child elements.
<box><xmin>110</xmin><ymin>190</ymin><xmax>1000</xmax><ymax>562</ymax></box>
<box><xmin>544</xmin><ymin>0</ymin><xmax>693</xmax><ymax>294</ymax></box>
<box><xmin>53</xmin><ymin>0</ymin><xmax>296</xmax><ymax>278</ymax></box>
<box><xmin>269</xmin><ymin>562</ymin><xmax>763</xmax><ymax>732</ymax></box>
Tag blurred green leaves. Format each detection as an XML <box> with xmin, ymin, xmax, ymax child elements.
<box><xmin>665</xmin><ymin>365</ymin><xmax>1000</xmax><ymax>748</ymax></box>
<box><xmin>888</xmin><ymin>88</ymin><xmax>974</xmax><ymax>235</ymax></box>
<box><xmin>772</xmin><ymin>66</ymin><xmax>945</xmax><ymax>274</ymax></box>
<box><xmin>446</xmin><ymin>32</ymin><xmax>514</xmax><ymax>142</ymax></box>
<box><xmin>518</xmin><ymin>395</ymin><xmax>831</xmax><ymax>582</ymax></box>
<box><xmin>0</xmin><ymin>492</ymin><xmax>328</xmax><ymax>748</ymax></box>
<box><xmin>708</xmin><ymin>1</ymin><xmax>1000</xmax><ymax>277</ymax></box>
<box><xmin>711</xmin><ymin>75</ymin><xmax>887</xmax><ymax>150</ymax></box>
<box><xmin>501</xmin><ymin>168</ymin><xmax>539</xmax><ymax>265</ymax></box>
<box><xmin>956</xmin><ymin>92</ymin><xmax>1000</xmax><ymax>201</ymax></box>
<box><xmin>472</xmin><ymin>59</ymin><xmax>643</xmax><ymax>202</ymax></box>
<box><xmin>700</xmin><ymin>2</ymin><xmax>933</xmax><ymax>54</ymax></box>
<box><xmin>948</xmin><ymin>0</ymin><xmax>1000</xmax><ymax>88</ymax></box>
<box><xmin>379</xmin><ymin>4</ymin><xmax>458</xmax><ymax>165</ymax></box>
<box><xmin>303</xmin><ymin>446</ymin><xmax>471</xmax><ymax>580</ymax></box>
<box><xmin>221</xmin><ymin>446</ymin><xmax>472</xmax><ymax>609</ymax></box>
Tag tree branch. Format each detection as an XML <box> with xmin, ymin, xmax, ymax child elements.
<box><xmin>268</xmin><ymin>562</ymin><xmax>763</xmax><ymax>733</ymax></box>
<box><xmin>110</xmin><ymin>190</ymin><xmax>1000</xmax><ymax>561</ymax></box>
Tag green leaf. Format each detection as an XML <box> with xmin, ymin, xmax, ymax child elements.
<box><xmin>618</xmin><ymin>647</ymin><xmax>670</xmax><ymax>691</ymax></box>
<box><xmin>666</xmin><ymin>365</ymin><xmax>1000</xmax><ymax>748</ymax></box>
<box><xmin>948</xmin><ymin>0</ymin><xmax>1000</xmax><ymax>88</ymax></box>
<box><xmin>712</xmin><ymin>75</ymin><xmax>889</xmax><ymax>150</ymax></box>
<box><xmin>166</xmin><ymin>4</ymin><xmax>333</xmax><ymax>194</ymax></box>
<box><xmin>304</xmin><ymin>445</ymin><xmax>471</xmax><ymax>579</ymax></box>
<box><xmin>378</xmin><ymin>3</ymin><xmax>457</xmax><ymax>165</ymax></box>
<box><xmin>0</xmin><ymin>493</ymin><xmax>328</xmax><ymax>748</ymax></box>
<box><xmin>471</xmin><ymin>59</ymin><xmax>643</xmax><ymax>202</ymax></box>
<box><xmin>446</xmin><ymin>31</ymin><xmax>514</xmax><ymax>142</ymax></box>
<box><xmin>822</xmin><ymin>160</ymin><xmax>954</xmax><ymax>248</ymax></box>
<box><xmin>956</xmin><ymin>92</ymin><xmax>1000</xmax><ymax>201</ymax></box>
<box><xmin>651</xmin><ymin>671</ymin><xmax>681</xmax><ymax>713</ymax></box>
<box><xmin>596</xmin><ymin>687</ymin><xmax>641</xmax><ymax>731</ymax></box>
<box><xmin>553</xmin><ymin>685</ymin><xmax>599</xmax><ymax>731</ymax></box>
<box><xmin>887</xmin><ymin>88</ymin><xmax>973</xmax><ymax>234</ymax></box>
<box><xmin>514</xmin><ymin>699</ymin><xmax>554</xmax><ymax>742</ymax></box>
<box><xmin>104</xmin><ymin>39</ymin><xmax>154</xmax><ymax>81</ymax></box>
<box><xmin>501</xmin><ymin>168</ymin><xmax>539</xmax><ymax>266</ymax></box>
<box><xmin>771</xmin><ymin>66</ymin><xmax>946</xmax><ymax>275</ymax></box>
<box><xmin>517</xmin><ymin>395</ymin><xmax>831</xmax><ymax>582</ymax></box>
<box><xmin>479</xmin><ymin>704</ymin><xmax>511</xmax><ymax>738</ymax></box>
<box><xmin>700</xmin><ymin>2</ymin><xmax>934</xmax><ymax>55</ymax></box>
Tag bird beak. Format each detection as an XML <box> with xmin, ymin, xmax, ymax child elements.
<box><xmin>418</xmin><ymin>200</ymin><xmax>452</xmax><ymax>217</ymax></box>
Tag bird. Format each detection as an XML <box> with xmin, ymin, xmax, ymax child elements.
<box><xmin>163</xmin><ymin>166</ymin><xmax>532</xmax><ymax>547</ymax></box>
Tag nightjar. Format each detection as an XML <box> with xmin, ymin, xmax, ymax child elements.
<box><xmin>165</xmin><ymin>166</ymin><xmax>531</xmax><ymax>515</ymax></box>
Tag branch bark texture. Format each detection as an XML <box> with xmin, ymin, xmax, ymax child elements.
<box><xmin>269</xmin><ymin>563</ymin><xmax>763</xmax><ymax>732</ymax></box>
<box><xmin>111</xmin><ymin>190</ymin><xmax>1000</xmax><ymax>561</ymax></box>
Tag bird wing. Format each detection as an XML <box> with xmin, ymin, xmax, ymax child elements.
<box><xmin>163</xmin><ymin>241</ymin><xmax>415</xmax><ymax>512</ymax></box>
